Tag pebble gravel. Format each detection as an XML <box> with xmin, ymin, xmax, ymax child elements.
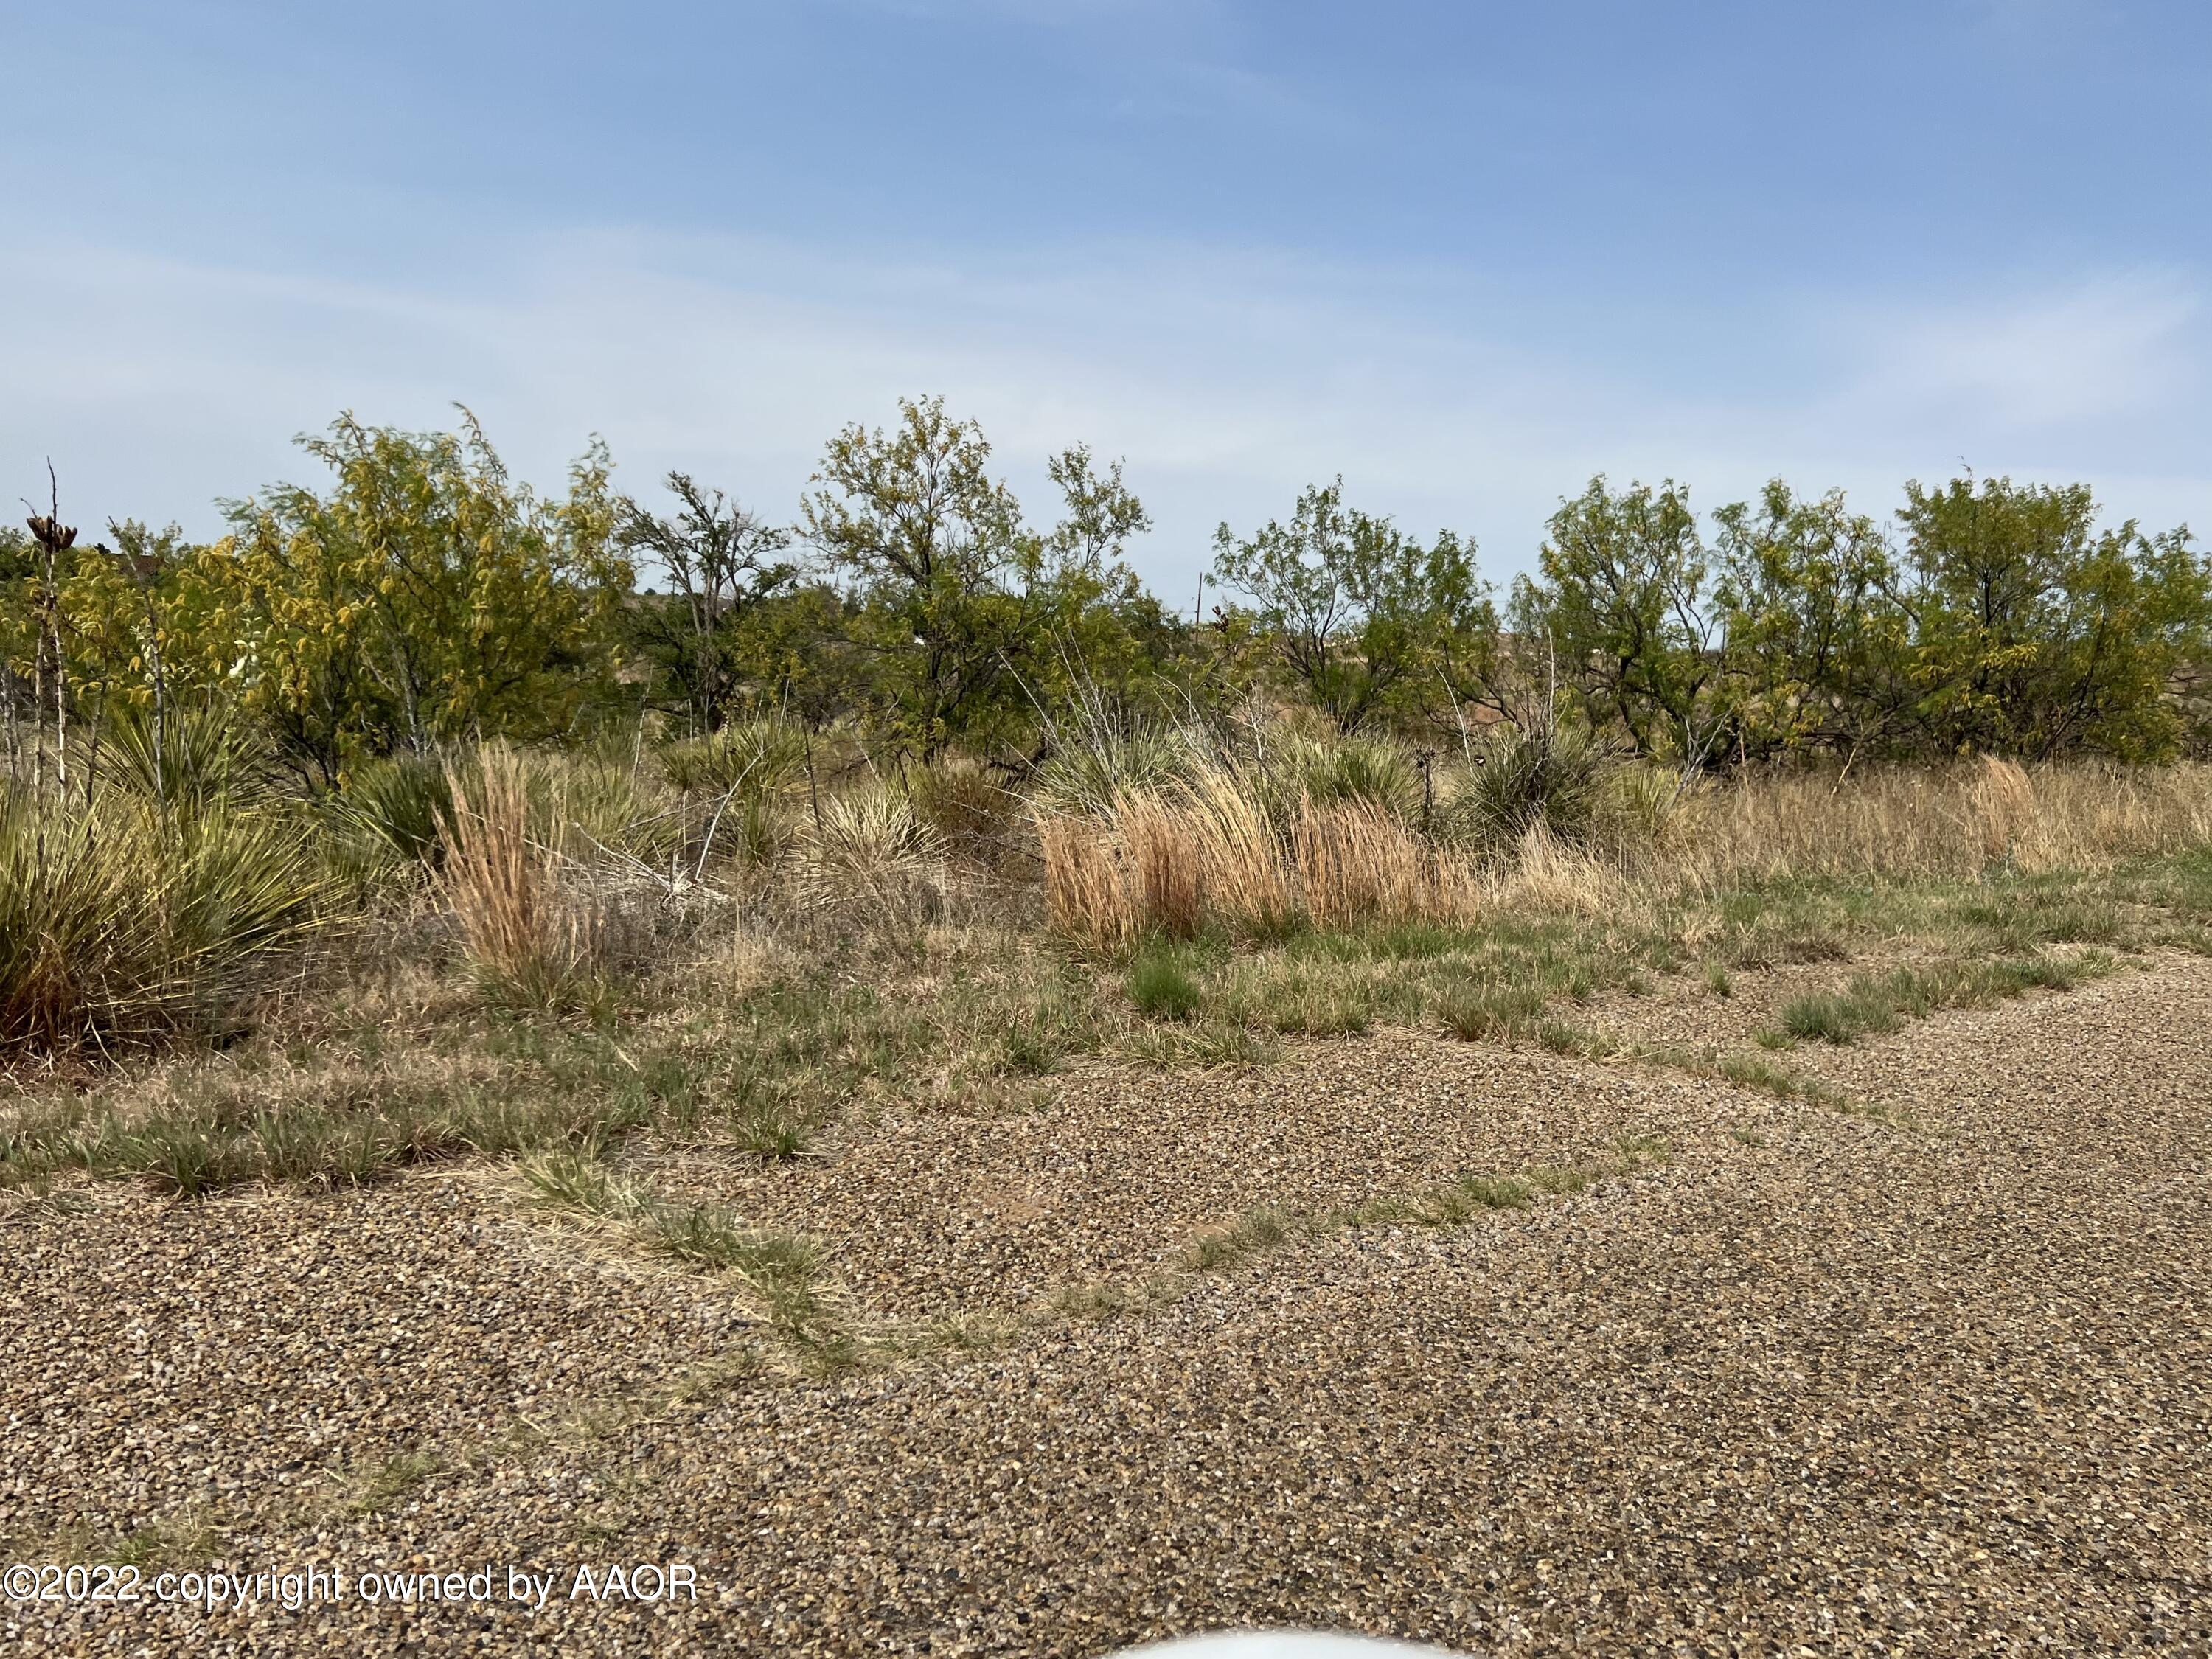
<box><xmin>675</xmin><ymin>1037</ymin><xmax>1725</xmax><ymax>1314</ymax></box>
<box><xmin>6</xmin><ymin>957</ymin><xmax>2209</xmax><ymax>1655</ymax></box>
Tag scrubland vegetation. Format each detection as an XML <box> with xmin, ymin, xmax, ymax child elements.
<box><xmin>4</xmin><ymin>397</ymin><xmax>2212</xmax><ymax>1229</ymax></box>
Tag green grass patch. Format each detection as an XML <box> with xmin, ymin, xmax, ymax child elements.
<box><xmin>1116</xmin><ymin>1019</ymin><xmax>1276</xmax><ymax>1069</ymax></box>
<box><xmin>1770</xmin><ymin>952</ymin><xmax>2115</xmax><ymax>1047</ymax></box>
<box><xmin>521</xmin><ymin>1149</ymin><xmax>852</xmax><ymax>1370</ymax></box>
<box><xmin>1435</xmin><ymin>983</ymin><xmax>1546</xmax><ymax>1043</ymax></box>
<box><xmin>1127</xmin><ymin>947</ymin><xmax>1205</xmax><ymax>1020</ymax></box>
<box><xmin>1708</xmin><ymin>1048</ymin><xmax>1913</xmax><ymax>1127</ymax></box>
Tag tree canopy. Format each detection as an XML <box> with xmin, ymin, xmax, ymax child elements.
<box><xmin>7</xmin><ymin>404</ymin><xmax>2210</xmax><ymax>790</ymax></box>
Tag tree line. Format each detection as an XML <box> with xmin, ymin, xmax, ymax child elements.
<box><xmin>6</xmin><ymin>396</ymin><xmax>2208</xmax><ymax>790</ymax></box>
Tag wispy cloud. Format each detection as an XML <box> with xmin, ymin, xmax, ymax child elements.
<box><xmin>2</xmin><ymin>233</ymin><xmax>2205</xmax><ymax>586</ymax></box>
<box><xmin>1836</xmin><ymin>271</ymin><xmax>2201</xmax><ymax>428</ymax></box>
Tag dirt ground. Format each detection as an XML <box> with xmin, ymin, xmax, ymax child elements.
<box><xmin>6</xmin><ymin>956</ymin><xmax>2209</xmax><ymax>1655</ymax></box>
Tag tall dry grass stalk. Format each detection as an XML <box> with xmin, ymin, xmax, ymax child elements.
<box><xmin>1037</xmin><ymin>812</ymin><xmax>1133</xmax><ymax>945</ymax></box>
<box><xmin>1671</xmin><ymin>758</ymin><xmax>2212</xmax><ymax>887</ymax></box>
<box><xmin>1182</xmin><ymin>768</ymin><xmax>1296</xmax><ymax>936</ymax></box>
<box><xmin>1293</xmin><ymin>799</ymin><xmax>1481</xmax><ymax>928</ymax></box>
<box><xmin>1037</xmin><ymin>764</ymin><xmax>1484</xmax><ymax>945</ymax></box>
<box><xmin>1489</xmin><ymin>824</ymin><xmax>1632</xmax><ymax>917</ymax></box>
<box><xmin>440</xmin><ymin>749</ymin><xmax>600</xmax><ymax>1009</ymax></box>
<box><xmin>1119</xmin><ymin>792</ymin><xmax>1203</xmax><ymax>939</ymax></box>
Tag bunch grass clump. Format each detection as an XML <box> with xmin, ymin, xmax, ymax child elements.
<box><xmin>329</xmin><ymin>753</ymin><xmax>456</xmax><ymax>881</ymax></box>
<box><xmin>1770</xmin><ymin>951</ymin><xmax>2110</xmax><ymax>1046</ymax></box>
<box><xmin>439</xmin><ymin>748</ymin><xmax>606</xmax><ymax>1013</ymax></box>
<box><xmin>1442</xmin><ymin>717</ymin><xmax>1613</xmax><ymax>851</ymax></box>
<box><xmin>798</xmin><ymin>783</ymin><xmax>944</xmax><ymax>906</ymax></box>
<box><xmin>1037</xmin><ymin>755</ymin><xmax>1482</xmax><ymax>947</ymax></box>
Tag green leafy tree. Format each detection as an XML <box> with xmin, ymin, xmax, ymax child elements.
<box><xmin>1712</xmin><ymin>482</ymin><xmax>1913</xmax><ymax>762</ymax></box>
<box><xmin>1513</xmin><ymin>476</ymin><xmax>1722</xmax><ymax>762</ymax></box>
<box><xmin>61</xmin><ymin>523</ymin><xmax>195</xmax><ymax>799</ymax></box>
<box><xmin>721</xmin><ymin>580</ymin><xmax>869</xmax><ymax>730</ymax></box>
<box><xmin>1896</xmin><ymin>476</ymin><xmax>2209</xmax><ymax>759</ymax></box>
<box><xmin>616</xmin><ymin>473</ymin><xmax>796</xmax><ymax>734</ymax></box>
<box><xmin>802</xmin><ymin>397</ymin><xmax>1149</xmax><ymax>754</ymax></box>
<box><xmin>212</xmin><ymin>411</ymin><xmax>630</xmax><ymax>783</ymax></box>
<box><xmin>1211</xmin><ymin>479</ymin><xmax>1494</xmax><ymax>733</ymax></box>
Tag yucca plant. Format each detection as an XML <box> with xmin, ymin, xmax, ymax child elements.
<box><xmin>1265</xmin><ymin>728</ymin><xmax>1422</xmax><ymax>820</ymax></box>
<box><xmin>96</xmin><ymin>698</ymin><xmax>273</xmax><ymax>819</ymax></box>
<box><xmin>1031</xmin><ymin>725</ymin><xmax>1188</xmax><ymax>821</ymax></box>
<box><xmin>1444</xmin><ymin>714</ymin><xmax>1613</xmax><ymax>852</ymax></box>
<box><xmin>659</xmin><ymin>719</ymin><xmax>808</xmax><ymax>798</ymax></box>
<box><xmin>331</xmin><ymin>752</ymin><xmax>456</xmax><ymax>873</ymax></box>
<box><xmin>798</xmin><ymin>785</ymin><xmax>943</xmax><ymax>904</ymax></box>
<box><xmin>0</xmin><ymin>787</ymin><xmax>325</xmax><ymax>1056</ymax></box>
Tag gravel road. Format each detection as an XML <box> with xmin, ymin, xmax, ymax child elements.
<box><xmin>7</xmin><ymin>956</ymin><xmax>2208</xmax><ymax>1655</ymax></box>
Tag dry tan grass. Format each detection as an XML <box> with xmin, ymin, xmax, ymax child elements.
<box><xmin>440</xmin><ymin>748</ymin><xmax>602</xmax><ymax>1008</ymax></box>
<box><xmin>1671</xmin><ymin>758</ymin><xmax>2212</xmax><ymax>886</ymax></box>
<box><xmin>1038</xmin><ymin>812</ymin><xmax>1134</xmax><ymax>945</ymax></box>
<box><xmin>1037</xmin><ymin>754</ymin><xmax>2212</xmax><ymax>947</ymax></box>
<box><xmin>1489</xmin><ymin>824</ymin><xmax>1631</xmax><ymax>917</ymax></box>
<box><xmin>1293</xmin><ymin>800</ymin><xmax>1421</xmax><ymax>928</ymax></box>
<box><xmin>1121</xmin><ymin>792</ymin><xmax>1204</xmax><ymax>940</ymax></box>
<box><xmin>1292</xmin><ymin>799</ymin><xmax>1482</xmax><ymax>928</ymax></box>
<box><xmin>1181</xmin><ymin>768</ymin><xmax>1297</xmax><ymax>937</ymax></box>
<box><xmin>1038</xmin><ymin>765</ymin><xmax>1485</xmax><ymax>945</ymax></box>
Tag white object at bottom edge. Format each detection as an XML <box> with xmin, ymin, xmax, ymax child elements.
<box><xmin>1116</xmin><ymin>1633</ymin><xmax>1465</xmax><ymax>1658</ymax></box>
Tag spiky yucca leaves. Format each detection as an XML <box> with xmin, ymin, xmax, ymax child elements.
<box><xmin>1444</xmin><ymin>717</ymin><xmax>1613</xmax><ymax>852</ymax></box>
<box><xmin>1030</xmin><ymin>723</ymin><xmax>1187</xmax><ymax>821</ymax></box>
<box><xmin>1266</xmin><ymin>728</ymin><xmax>1422</xmax><ymax>820</ymax></box>
<box><xmin>330</xmin><ymin>753</ymin><xmax>456</xmax><ymax>878</ymax></box>
<box><xmin>97</xmin><ymin>699</ymin><xmax>274</xmax><ymax>819</ymax></box>
<box><xmin>799</xmin><ymin>785</ymin><xmax>944</xmax><ymax>905</ymax></box>
<box><xmin>659</xmin><ymin>719</ymin><xmax>808</xmax><ymax>798</ymax></box>
<box><xmin>0</xmin><ymin>789</ymin><xmax>324</xmax><ymax>1056</ymax></box>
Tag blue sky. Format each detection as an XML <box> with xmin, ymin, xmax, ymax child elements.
<box><xmin>4</xmin><ymin>0</ymin><xmax>2208</xmax><ymax>591</ymax></box>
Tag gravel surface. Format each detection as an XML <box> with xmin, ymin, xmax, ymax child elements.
<box><xmin>668</xmin><ymin>1036</ymin><xmax>1727</xmax><ymax>1314</ymax></box>
<box><xmin>8</xmin><ymin>958</ymin><xmax>2210</xmax><ymax>1655</ymax></box>
<box><xmin>0</xmin><ymin>1179</ymin><xmax>761</xmax><ymax>1548</ymax></box>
